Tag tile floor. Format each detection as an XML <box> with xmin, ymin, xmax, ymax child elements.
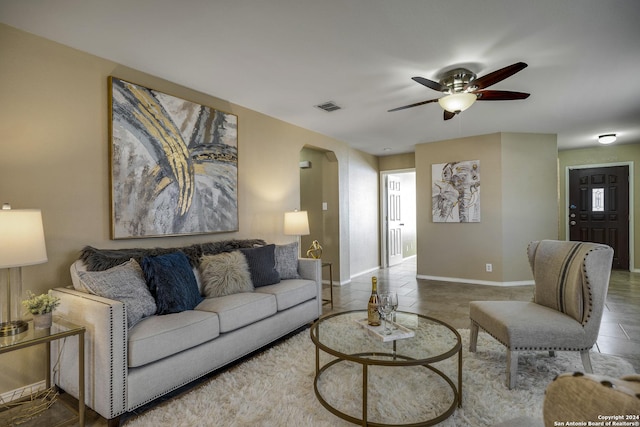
<box><xmin>324</xmin><ymin>257</ymin><xmax>640</xmax><ymax>372</ymax></box>
<box><xmin>29</xmin><ymin>258</ymin><xmax>640</xmax><ymax>426</ymax></box>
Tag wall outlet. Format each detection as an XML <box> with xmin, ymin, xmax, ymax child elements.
<box><xmin>485</xmin><ymin>263</ymin><xmax>493</xmax><ymax>272</ymax></box>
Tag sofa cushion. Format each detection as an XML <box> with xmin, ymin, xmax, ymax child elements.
<box><xmin>238</xmin><ymin>245</ymin><xmax>280</xmax><ymax>287</ymax></box>
<box><xmin>196</xmin><ymin>292</ymin><xmax>277</xmax><ymax>333</ymax></box>
<box><xmin>141</xmin><ymin>251</ymin><xmax>204</xmax><ymax>315</ymax></box>
<box><xmin>255</xmin><ymin>279</ymin><xmax>317</xmax><ymax>311</ymax></box>
<box><xmin>199</xmin><ymin>251</ymin><xmax>253</xmax><ymax>298</ymax></box>
<box><xmin>77</xmin><ymin>259</ymin><xmax>157</xmax><ymax>328</ymax></box>
<box><xmin>274</xmin><ymin>242</ymin><xmax>301</xmax><ymax>279</ymax></box>
<box><xmin>469</xmin><ymin>301</ymin><xmax>589</xmax><ymax>350</ymax></box>
<box><xmin>128</xmin><ymin>310</ymin><xmax>220</xmax><ymax>367</ymax></box>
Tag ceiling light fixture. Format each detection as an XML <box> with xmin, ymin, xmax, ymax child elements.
<box><xmin>598</xmin><ymin>134</ymin><xmax>617</xmax><ymax>144</ymax></box>
<box><xmin>438</xmin><ymin>93</ymin><xmax>477</xmax><ymax>113</ymax></box>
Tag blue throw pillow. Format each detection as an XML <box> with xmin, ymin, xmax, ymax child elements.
<box><xmin>239</xmin><ymin>244</ymin><xmax>281</xmax><ymax>287</ymax></box>
<box><xmin>141</xmin><ymin>251</ymin><xmax>203</xmax><ymax>314</ymax></box>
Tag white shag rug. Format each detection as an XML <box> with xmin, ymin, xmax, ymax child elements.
<box><xmin>123</xmin><ymin>329</ymin><xmax>635</xmax><ymax>427</ymax></box>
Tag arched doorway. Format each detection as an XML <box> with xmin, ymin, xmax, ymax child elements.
<box><xmin>299</xmin><ymin>146</ymin><xmax>340</xmax><ymax>280</ymax></box>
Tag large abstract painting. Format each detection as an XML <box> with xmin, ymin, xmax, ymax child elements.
<box><xmin>109</xmin><ymin>77</ymin><xmax>238</xmax><ymax>239</ymax></box>
<box><xmin>432</xmin><ymin>160</ymin><xmax>481</xmax><ymax>223</ymax></box>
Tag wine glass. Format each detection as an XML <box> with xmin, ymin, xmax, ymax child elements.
<box><xmin>388</xmin><ymin>292</ymin><xmax>399</xmax><ymax>329</ymax></box>
<box><xmin>377</xmin><ymin>293</ymin><xmax>394</xmax><ymax>335</ymax></box>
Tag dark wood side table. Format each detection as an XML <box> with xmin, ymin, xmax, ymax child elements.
<box><xmin>321</xmin><ymin>262</ymin><xmax>333</xmax><ymax>309</ymax></box>
<box><xmin>0</xmin><ymin>316</ymin><xmax>85</xmax><ymax>427</ymax></box>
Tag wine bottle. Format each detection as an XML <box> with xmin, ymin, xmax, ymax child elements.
<box><xmin>367</xmin><ymin>276</ymin><xmax>381</xmax><ymax>326</ymax></box>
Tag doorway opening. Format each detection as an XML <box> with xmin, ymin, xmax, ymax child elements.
<box><xmin>299</xmin><ymin>146</ymin><xmax>340</xmax><ymax>279</ymax></box>
<box><xmin>380</xmin><ymin>170</ymin><xmax>416</xmax><ymax>268</ymax></box>
<box><xmin>566</xmin><ymin>163</ymin><xmax>633</xmax><ymax>270</ymax></box>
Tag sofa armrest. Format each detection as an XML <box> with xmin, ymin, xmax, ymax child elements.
<box><xmin>297</xmin><ymin>258</ymin><xmax>322</xmax><ymax>315</ymax></box>
<box><xmin>297</xmin><ymin>257</ymin><xmax>320</xmax><ymax>281</ymax></box>
<box><xmin>50</xmin><ymin>287</ymin><xmax>128</xmax><ymax>420</ymax></box>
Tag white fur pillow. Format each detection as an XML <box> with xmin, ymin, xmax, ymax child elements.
<box><xmin>199</xmin><ymin>251</ymin><xmax>253</xmax><ymax>298</ymax></box>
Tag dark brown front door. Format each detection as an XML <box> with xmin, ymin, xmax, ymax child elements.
<box><xmin>569</xmin><ymin>165</ymin><xmax>629</xmax><ymax>270</ymax></box>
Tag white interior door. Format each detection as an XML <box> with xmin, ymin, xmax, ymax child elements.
<box><xmin>387</xmin><ymin>175</ymin><xmax>403</xmax><ymax>266</ymax></box>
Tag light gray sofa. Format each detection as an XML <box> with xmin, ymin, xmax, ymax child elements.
<box><xmin>50</xmin><ymin>245</ymin><xmax>321</xmax><ymax>426</ymax></box>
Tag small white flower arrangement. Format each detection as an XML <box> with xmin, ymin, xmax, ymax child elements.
<box><xmin>22</xmin><ymin>290</ymin><xmax>60</xmax><ymax>315</ymax></box>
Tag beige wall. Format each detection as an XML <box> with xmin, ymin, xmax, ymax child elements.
<box><xmin>379</xmin><ymin>152</ymin><xmax>415</xmax><ymax>171</ymax></box>
<box><xmin>416</xmin><ymin>133</ymin><xmax>557</xmax><ymax>284</ymax></box>
<box><xmin>0</xmin><ymin>24</ymin><xmax>366</xmax><ymax>392</ymax></box>
<box><xmin>558</xmin><ymin>143</ymin><xmax>640</xmax><ymax>270</ymax></box>
<box><xmin>348</xmin><ymin>149</ymin><xmax>380</xmax><ymax>277</ymax></box>
<box><xmin>501</xmin><ymin>133</ymin><xmax>559</xmax><ymax>280</ymax></box>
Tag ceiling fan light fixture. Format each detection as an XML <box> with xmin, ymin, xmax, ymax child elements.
<box><xmin>438</xmin><ymin>92</ymin><xmax>477</xmax><ymax>113</ymax></box>
<box><xmin>598</xmin><ymin>134</ymin><xmax>617</xmax><ymax>144</ymax></box>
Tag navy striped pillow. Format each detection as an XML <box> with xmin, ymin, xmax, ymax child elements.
<box><xmin>239</xmin><ymin>245</ymin><xmax>281</xmax><ymax>287</ymax></box>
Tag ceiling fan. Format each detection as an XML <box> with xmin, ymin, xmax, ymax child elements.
<box><xmin>388</xmin><ymin>62</ymin><xmax>530</xmax><ymax>120</ymax></box>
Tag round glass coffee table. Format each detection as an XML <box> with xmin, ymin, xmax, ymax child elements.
<box><xmin>310</xmin><ymin>310</ymin><xmax>462</xmax><ymax>426</ymax></box>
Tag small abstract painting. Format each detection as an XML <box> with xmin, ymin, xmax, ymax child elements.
<box><xmin>109</xmin><ymin>77</ymin><xmax>238</xmax><ymax>239</ymax></box>
<box><xmin>432</xmin><ymin>160</ymin><xmax>480</xmax><ymax>223</ymax></box>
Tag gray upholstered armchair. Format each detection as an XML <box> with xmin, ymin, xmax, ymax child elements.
<box><xmin>469</xmin><ymin>240</ymin><xmax>614</xmax><ymax>389</ymax></box>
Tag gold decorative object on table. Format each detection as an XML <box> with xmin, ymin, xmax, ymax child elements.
<box><xmin>306</xmin><ymin>240</ymin><xmax>323</xmax><ymax>259</ymax></box>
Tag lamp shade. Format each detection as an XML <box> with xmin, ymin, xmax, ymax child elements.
<box><xmin>284</xmin><ymin>210</ymin><xmax>310</xmax><ymax>236</ymax></box>
<box><xmin>438</xmin><ymin>92</ymin><xmax>477</xmax><ymax>113</ymax></box>
<box><xmin>0</xmin><ymin>209</ymin><xmax>48</xmax><ymax>268</ymax></box>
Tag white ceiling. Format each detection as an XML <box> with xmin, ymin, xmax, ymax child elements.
<box><xmin>2</xmin><ymin>0</ymin><xmax>640</xmax><ymax>155</ymax></box>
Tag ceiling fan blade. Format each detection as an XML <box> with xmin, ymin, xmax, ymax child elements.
<box><xmin>388</xmin><ymin>98</ymin><xmax>439</xmax><ymax>112</ymax></box>
<box><xmin>412</xmin><ymin>76</ymin><xmax>448</xmax><ymax>92</ymax></box>
<box><xmin>465</xmin><ymin>62</ymin><xmax>528</xmax><ymax>90</ymax></box>
<box><xmin>475</xmin><ymin>90</ymin><xmax>530</xmax><ymax>100</ymax></box>
<box><xmin>444</xmin><ymin>110</ymin><xmax>456</xmax><ymax>120</ymax></box>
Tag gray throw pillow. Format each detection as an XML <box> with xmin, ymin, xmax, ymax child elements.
<box><xmin>78</xmin><ymin>259</ymin><xmax>157</xmax><ymax>328</ymax></box>
<box><xmin>199</xmin><ymin>251</ymin><xmax>254</xmax><ymax>298</ymax></box>
<box><xmin>275</xmin><ymin>242</ymin><xmax>301</xmax><ymax>279</ymax></box>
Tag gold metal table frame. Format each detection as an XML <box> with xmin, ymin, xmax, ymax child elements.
<box><xmin>321</xmin><ymin>262</ymin><xmax>333</xmax><ymax>309</ymax></box>
<box><xmin>0</xmin><ymin>316</ymin><xmax>85</xmax><ymax>427</ymax></box>
<box><xmin>310</xmin><ymin>310</ymin><xmax>462</xmax><ymax>427</ymax></box>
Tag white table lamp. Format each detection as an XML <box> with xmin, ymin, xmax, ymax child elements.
<box><xmin>284</xmin><ymin>210</ymin><xmax>310</xmax><ymax>236</ymax></box>
<box><xmin>284</xmin><ymin>210</ymin><xmax>309</xmax><ymax>257</ymax></box>
<box><xmin>0</xmin><ymin>204</ymin><xmax>48</xmax><ymax>336</ymax></box>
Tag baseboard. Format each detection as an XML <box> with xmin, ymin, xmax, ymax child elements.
<box><xmin>322</xmin><ymin>279</ymin><xmax>350</xmax><ymax>285</ymax></box>
<box><xmin>323</xmin><ymin>278</ymin><xmax>352</xmax><ymax>286</ymax></box>
<box><xmin>349</xmin><ymin>265</ymin><xmax>381</xmax><ymax>282</ymax></box>
<box><xmin>0</xmin><ymin>380</ymin><xmax>46</xmax><ymax>403</ymax></box>
<box><xmin>416</xmin><ymin>274</ymin><xmax>534</xmax><ymax>287</ymax></box>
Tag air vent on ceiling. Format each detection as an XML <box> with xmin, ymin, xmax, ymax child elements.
<box><xmin>314</xmin><ymin>101</ymin><xmax>341</xmax><ymax>112</ymax></box>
